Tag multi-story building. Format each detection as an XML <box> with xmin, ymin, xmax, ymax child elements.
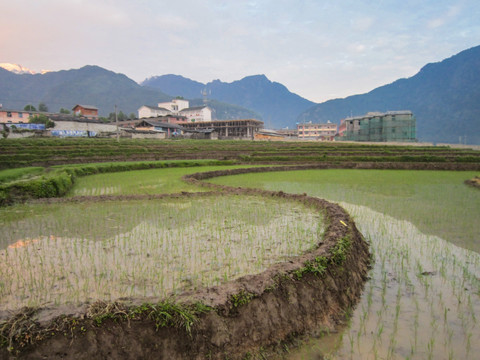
<box><xmin>137</xmin><ymin>105</ymin><xmax>172</xmax><ymax>119</ymax></box>
<box><xmin>339</xmin><ymin>111</ymin><xmax>416</xmax><ymax>142</ymax></box>
<box><xmin>297</xmin><ymin>122</ymin><xmax>337</xmax><ymax>140</ymax></box>
<box><xmin>179</xmin><ymin>106</ymin><xmax>212</xmax><ymax>122</ymax></box>
<box><xmin>157</xmin><ymin>99</ymin><xmax>189</xmax><ymax>113</ymax></box>
<box><xmin>138</xmin><ymin>99</ymin><xmax>212</xmax><ymax>122</ymax></box>
<box><xmin>0</xmin><ymin>109</ymin><xmax>36</xmax><ymax>123</ymax></box>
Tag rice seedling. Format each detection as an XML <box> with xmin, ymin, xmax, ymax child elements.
<box><xmin>69</xmin><ymin>164</ymin><xmax>258</xmax><ymax>197</ymax></box>
<box><xmin>0</xmin><ymin>194</ymin><xmax>324</xmax><ymax>311</ymax></box>
<box><xmin>210</xmin><ymin>169</ymin><xmax>480</xmax><ymax>359</ymax></box>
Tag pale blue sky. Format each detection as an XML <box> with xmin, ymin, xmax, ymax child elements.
<box><xmin>2</xmin><ymin>0</ymin><xmax>479</xmax><ymax>102</ymax></box>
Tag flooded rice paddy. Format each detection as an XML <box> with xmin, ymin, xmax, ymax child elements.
<box><xmin>210</xmin><ymin>169</ymin><xmax>480</xmax><ymax>359</ymax></box>
<box><xmin>0</xmin><ymin>195</ymin><xmax>324</xmax><ymax>311</ymax></box>
<box><xmin>290</xmin><ymin>204</ymin><xmax>480</xmax><ymax>359</ymax></box>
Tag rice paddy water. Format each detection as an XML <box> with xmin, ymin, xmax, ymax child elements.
<box><xmin>209</xmin><ymin>169</ymin><xmax>480</xmax><ymax>359</ymax></box>
<box><xmin>0</xmin><ymin>195</ymin><xmax>324</xmax><ymax>311</ymax></box>
<box><xmin>2</xmin><ymin>165</ymin><xmax>478</xmax><ymax>359</ymax></box>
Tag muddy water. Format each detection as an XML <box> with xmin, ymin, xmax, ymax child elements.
<box><xmin>288</xmin><ymin>203</ymin><xmax>480</xmax><ymax>360</ymax></box>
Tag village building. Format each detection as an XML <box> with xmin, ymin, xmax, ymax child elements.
<box><xmin>157</xmin><ymin>99</ymin><xmax>189</xmax><ymax>113</ymax></box>
<box><xmin>138</xmin><ymin>99</ymin><xmax>212</xmax><ymax>122</ymax></box>
<box><xmin>254</xmin><ymin>129</ymin><xmax>286</xmax><ymax>141</ymax></box>
<box><xmin>181</xmin><ymin>119</ymin><xmax>263</xmax><ymax>140</ymax></box>
<box><xmin>72</xmin><ymin>105</ymin><xmax>99</xmax><ymax>119</ymax></box>
<box><xmin>137</xmin><ymin>106</ymin><xmax>171</xmax><ymax>119</ymax></box>
<box><xmin>179</xmin><ymin>106</ymin><xmax>212</xmax><ymax>122</ymax></box>
<box><xmin>0</xmin><ymin>109</ymin><xmax>37</xmax><ymax>124</ymax></box>
<box><xmin>276</xmin><ymin>128</ymin><xmax>298</xmax><ymax>138</ymax></box>
<box><xmin>339</xmin><ymin>111</ymin><xmax>416</xmax><ymax>142</ymax></box>
<box><xmin>134</xmin><ymin>119</ymin><xmax>184</xmax><ymax>138</ymax></box>
<box><xmin>124</xmin><ymin>129</ymin><xmax>166</xmax><ymax>139</ymax></box>
<box><xmin>297</xmin><ymin>122</ymin><xmax>337</xmax><ymax>140</ymax></box>
<box><xmin>49</xmin><ymin>114</ymin><xmax>117</xmax><ymax>137</ymax></box>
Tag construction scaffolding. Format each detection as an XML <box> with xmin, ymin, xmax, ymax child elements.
<box><xmin>342</xmin><ymin>111</ymin><xmax>416</xmax><ymax>142</ymax></box>
<box><xmin>181</xmin><ymin>119</ymin><xmax>264</xmax><ymax>139</ymax></box>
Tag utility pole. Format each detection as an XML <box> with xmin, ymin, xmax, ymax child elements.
<box><xmin>115</xmin><ymin>105</ymin><xmax>119</xmax><ymax>142</ymax></box>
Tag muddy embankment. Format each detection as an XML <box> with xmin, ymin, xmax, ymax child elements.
<box><xmin>465</xmin><ymin>176</ymin><xmax>480</xmax><ymax>189</ymax></box>
<box><xmin>1</xmin><ymin>167</ymin><xmax>371</xmax><ymax>360</ymax></box>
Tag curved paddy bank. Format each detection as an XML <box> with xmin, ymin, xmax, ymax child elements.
<box><xmin>0</xmin><ymin>182</ymin><xmax>370</xmax><ymax>359</ymax></box>
<box><xmin>4</xmin><ymin>160</ymin><xmax>476</xmax><ymax>359</ymax></box>
<box><xmin>202</xmin><ymin>167</ymin><xmax>480</xmax><ymax>359</ymax></box>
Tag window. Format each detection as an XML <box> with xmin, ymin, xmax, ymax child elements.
<box><xmin>7</xmin><ymin>112</ymin><xmax>12</xmax><ymax>117</ymax></box>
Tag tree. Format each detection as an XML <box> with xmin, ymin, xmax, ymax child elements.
<box><xmin>59</xmin><ymin>108</ymin><xmax>70</xmax><ymax>114</ymax></box>
<box><xmin>38</xmin><ymin>102</ymin><xmax>48</xmax><ymax>112</ymax></box>
<box><xmin>129</xmin><ymin>113</ymin><xmax>136</xmax><ymax>119</ymax></box>
<box><xmin>24</xmin><ymin>104</ymin><xmax>36</xmax><ymax>111</ymax></box>
<box><xmin>108</xmin><ymin>111</ymin><xmax>127</xmax><ymax>122</ymax></box>
<box><xmin>29</xmin><ymin>113</ymin><xmax>54</xmax><ymax>128</ymax></box>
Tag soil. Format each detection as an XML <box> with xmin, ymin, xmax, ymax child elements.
<box><xmin>0</xmin><ymin>167</ymin><xmax>372</xmax><ymax>359</ymax></box>
<box><xmin>465</xmin><ymin>176</ymin><xmax>480</xmax><ymax>189</ymax></box>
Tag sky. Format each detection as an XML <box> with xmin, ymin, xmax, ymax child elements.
<box><xmin>1</xmin><ymin>0</ymin><xmax>480</xmax><ymax>103</ymax></box>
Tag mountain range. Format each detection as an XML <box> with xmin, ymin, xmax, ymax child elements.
<box><xmin>298</xmin><ymin>45</ymin><xmax>480</xmax><ymax>144</ymax></box>
<box><xmin>0</xmin><ymin>66</ymin><xmax>259</xmax><ymax>120</ymax></box>
<box><xmin>0</xmin><ymin>65</ymin><xmax>172</xmax><ymax>117</ymax></box>
<box><xmin>142</xmin><ymin>74</ymin><xmax>314</xmax><ymax>128</ymax></box>
<box><xmin>1</xmin><ymin>44</ymin><xmax>479</xmax><ymax>143</ymax></box>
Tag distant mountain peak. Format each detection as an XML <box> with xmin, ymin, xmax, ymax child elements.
<box><xmin>0</xmin><ymin>63</ymin><xmax>50</xmax><ymax>75</ymax></box>
<box><xmin>141</xmin><ymin>73</ymin><xmax>315</xmax><ymax>127</ymax></box>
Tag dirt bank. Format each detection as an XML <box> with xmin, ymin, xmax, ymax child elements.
<box><xmin>1</xmin><ymin>171</ymin><xmax>371</xmax><ymax>360</ymax></box>
<box><xmin>465</xmin><ymin>176</ymin><xmax>480</xmax><ymax>189</ymax></box>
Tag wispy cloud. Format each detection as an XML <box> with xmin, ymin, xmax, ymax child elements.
<box><xmin>1</xmin><ymin>0</ymin><xmax>479</xmax><ymax>102</ymax></box>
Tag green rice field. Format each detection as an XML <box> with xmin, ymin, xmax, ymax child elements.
<box><xmin>209</xmin><ymin>169</ymin><xmax>480</xmax><ymax>359</ymax></box>
<box><xmin>68</xmin><ymin>165</ymin><xmax>256</xmax><ymax>196</ymax></box>
<box><xmin>209</xmin><ymin>169</ymin><xmax>480</xmax><ymax>253</ymax></box>
<box><xmin>1</xmin><ymin>163</ymin><xmax>479</xmax><ymax>359</ymax></box>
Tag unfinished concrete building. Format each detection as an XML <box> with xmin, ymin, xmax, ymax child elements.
<box><xmin>181</xmin><ymin>119</ymin><xmax>263</xmax><ymax>140</ymax></box>
<box><xmin>340</xmin><ymin>111</ymin><xmax>416</xmax><ymax>142</ymax></box>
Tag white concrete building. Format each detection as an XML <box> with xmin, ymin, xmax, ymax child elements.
<box><xmin>179</xmin><ymin>106</ymin><xmax>212</xmax><ymax>122</ymax></box>
<box><xmin>138</xmin><ymin>105</ymin><xmax>171</xmax><ymax>119</ymax></box>
<box><xmin>157</xmin><ymin>99</ymin><xmax>189</xmax><ymax>113</ymax></box>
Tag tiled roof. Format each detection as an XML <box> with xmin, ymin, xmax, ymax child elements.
<box><xmin>179</xmin><ymin>106</ymin><xmax>208</xmax><ymax>112</ymax></box>
<box><xmin>72</xmin><ymin>105</ymin><xmax>98</xmax><ymax>110</ymax></box>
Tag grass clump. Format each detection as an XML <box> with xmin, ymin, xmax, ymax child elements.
<box><xmin>230</xmin><ymin>290</ymin><xmax>256</xmax><ymax>309</ymax></box>
<box><xmin>294</xmin><ymin>236</ymin><xmax>351</xmax><ymax>280</ymax></box>
<box><xmin>88</xmin><ymin>300</ymin><xmax>212</xmax><ymax>335</ymax></box>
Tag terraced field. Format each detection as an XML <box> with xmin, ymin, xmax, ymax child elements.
<box><xmin>0</xmin><ymin>138</ymin><xmax>479</xmax><ymax>359</ymax></box>
<box><xmin>1</xmin><ymin>138</ymin><xmax>479</xmax><ymax>169</ymax></box>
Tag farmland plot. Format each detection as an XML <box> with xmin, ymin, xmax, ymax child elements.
<box><xmin>0</xmin><ymin>195</ymin><xmax>324</xmax><ymax>311</ymax></box>
<box><xmin>209</xmin><ymin>169</ymin><xmax>480</xmax><ymax>359</ymax></box>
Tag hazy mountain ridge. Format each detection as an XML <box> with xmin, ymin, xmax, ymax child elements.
<box><xmin>0</xmin><ymin>66</ymin><xmax>262</xmax><ymax>119</ymax></box>
<box><xmin>2</xmin><ymin>45</ymin><xmax>479</xmax><ymax>143</ymax></box>
<box><xmin>0</xmin><ymin>65</ymin><xmax>172</xmax><ymax>116</ymax></box>
<box><xmin>298</xmin><ymin>45</ymin><xmax>480</xmax><ymax>144</ymax></box>
<box><xmin>142</xmin><ymin>74</ymin><xmax>315</xmax><ymax>128</ymax></box>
